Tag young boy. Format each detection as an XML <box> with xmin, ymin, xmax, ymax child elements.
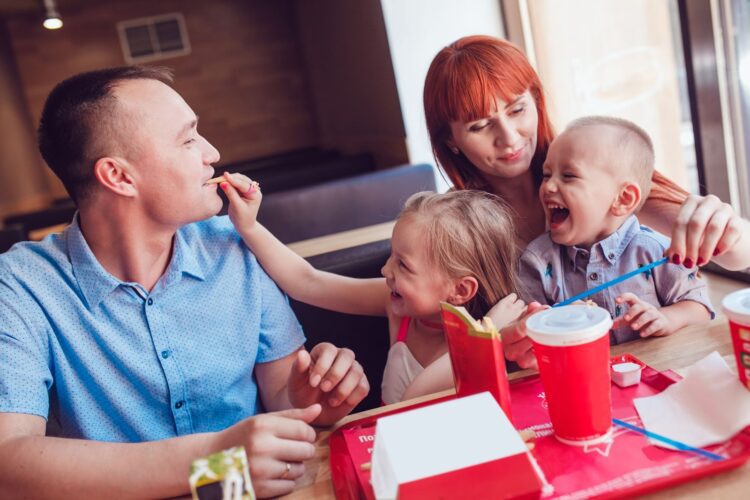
<box><xmin>518</xmin><ymin>116</ymin><xmax>713</xmax><ymax>343</ymax></box>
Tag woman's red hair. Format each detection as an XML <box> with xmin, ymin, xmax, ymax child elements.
<box><xmin>423</xmin><ymin>35</ymin><xmax>554</xmax><ymax>190</ymax></box>
<box><xmin>423</xmin><ymin>35</ymin><xmax>688</xmax><ymax>209</ymax></box>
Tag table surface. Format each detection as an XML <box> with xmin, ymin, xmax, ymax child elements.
<box><xmin>282</xmin><ymin>318</ymin><xmax>749</xmax><ymax>499</ymax></box>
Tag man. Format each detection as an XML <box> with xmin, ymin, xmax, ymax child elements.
<box><xmin>0</xmin><ymin>66</ymin><xmax>369</xmax><ymax>498</ymax></box>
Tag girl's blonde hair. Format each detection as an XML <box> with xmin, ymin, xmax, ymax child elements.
<box><xmin>399</xmin><ymin>190</ymin><xmax>520</xmax><ymax>319</ymax></box>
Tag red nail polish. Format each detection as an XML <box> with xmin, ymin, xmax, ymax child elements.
<box><xmin>713</xmin><ymin>247</ymin><xmax>721</xmax><ymax>256</ymax></box>
<box><xmin>697</xmin><ymin>257</ymin><xmax>706</xmax><ymax>266</ymax></box>
<box><xmin>684</xmin><ymin>258</ymin><xmax>693</xmax><ymax>268</ymax></box>
<box><xmin>220</xmin><ymin>182</ymin><xmax>228</xmax><ymax>190</ymax></box>
<box><xmin>672</xmin><ymin>254</ymin><xmax>681</xmax><ymax>265</ymax></box>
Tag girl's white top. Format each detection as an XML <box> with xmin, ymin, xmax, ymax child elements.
<box><xmin>380</xmin><ymin>342</ymin><xmax>424</xmax><ymax>405</ymax></box>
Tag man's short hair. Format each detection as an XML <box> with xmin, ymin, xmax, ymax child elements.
<box><xmin>565</xmin><ymin>115</ymin><xmax>655</xmax><ymax>202</ymax></box>
<box><xmin>38</xmin><ymin>66</ymin><xmax>174</xmax><ymax>205</ymax></box>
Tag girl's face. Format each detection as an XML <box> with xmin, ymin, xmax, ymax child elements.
<box><xmin>381</xmin><ymin>216</ymin><xmax>456</xmax><ymax>319</ymax></box>
<box><xmin>448</xmin><ymin>90</ymin><xmax>538</xmax><ymax>182</ymax></box>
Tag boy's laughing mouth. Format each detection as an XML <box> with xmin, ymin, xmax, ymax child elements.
<box><xmin>547</xmin><ymin>202</ymin><xmax>570</xmax><ymax>229</ymax></box>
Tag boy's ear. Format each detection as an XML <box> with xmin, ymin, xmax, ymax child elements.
<box><xmin>94</xmin><ymin>156</ymin><xmax>137</xmax><ymax>198</ymax></box>
<box><xmin>611</xmin><ymin>181</ymin><xmax>641</xmax><ymax>217</ymax></box>
<box><xmin>448</xmin><ymin>276</ymin><xmax>479</xmax><ymax>306</ymax></box>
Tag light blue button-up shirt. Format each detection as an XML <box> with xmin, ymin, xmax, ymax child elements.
<box><xmin>0</xmin><ymin>215</ymin><xmax>304</xmax><ymax>442</ymax></box>
<box><xmin>519</xmin><ymin>215</ymin><xmax>714</xmax><ymax>344</ymax></box>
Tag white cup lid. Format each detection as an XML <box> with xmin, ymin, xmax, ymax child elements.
<box><xmin>525</xmin><ymin>305</ymin><xmax>612</xmax><ymax>346</ymax></box>
<box><xmin>722</xmin><ymin>288</ymin><xmax>750</xmax><ymax>326</ymax></box>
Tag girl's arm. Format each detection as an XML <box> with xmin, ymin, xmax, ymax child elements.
<box><xmin>401</xmin><ymin>352</ymin><xmax>455</xmax><ymax>401</ymax></box>
<box><xmin>640</xmin><ymin>193</ymin><xmax>750</xmax><ymax>271</ymax></box>
<box><xmin>221</xmin><ymin>173</ymin><xmax>387</xmax><ymax>316</ymax></box>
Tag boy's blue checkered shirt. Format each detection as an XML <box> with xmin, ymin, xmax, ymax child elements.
<box><xmin>519</xmin><ymin>215</ymin><xmax>714</xmax><ymax>344</ymax></box>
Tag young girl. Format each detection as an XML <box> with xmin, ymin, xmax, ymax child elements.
<box><xmin>219</xmin><ymin>174</ymin><xmax>527</xmax><ymax>404</ymax></box>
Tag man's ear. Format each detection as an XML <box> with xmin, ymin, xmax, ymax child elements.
<box><xmin>448</xmin><ymin>276</ymin><xmax>479</xmax><ymax>306</ymax></box>
<box><xmin>611</xmin><ymin>182</ymin><xmax>641</xmax><ymax>216</ymax></box>
<box><xmin>93</xmin><ymin>157</ymin><xmax>137</xmax><ymax>197</ymax></box>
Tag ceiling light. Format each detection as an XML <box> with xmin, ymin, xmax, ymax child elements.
<box><xmin>42</xmin><ymin>0</ymin><xmax>63</xmax><ymax>30</ymax></box>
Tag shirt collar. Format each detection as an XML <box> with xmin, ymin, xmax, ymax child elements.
<box><xmin>564</xmin><ymin>215</ymin><xmax>641</xmax><ymax>267</ymax></box>
<box><xmin>67</xmin><ymin>216</ymin><xmax>206</xmax><ymax>310</ymax></box>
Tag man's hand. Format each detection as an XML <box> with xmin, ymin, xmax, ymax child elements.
<box><xmin>215</xmin><ymin>405</ymin><xmax>321</xmax><ymax>498</ymax></box>
<box><xmin>288</xmin><ymin>344</ymin><xmax>370</xmax><ymax>426</ymax></box>
<box><xmin>500</xmin><ymin>301</ymin><xmax>546</xmax><ymax>369</ymax></box>
<box><xmin>487</xmin><ymin>293</ymin><xmax>527</xmax><ymax>329</ymax></box>
<box><xmin>616</xmin><ymin>293</ymin><xmax>673</xmax><ymax>337</ymax></box>
<box><xmin>220</xmin><ymin>172</ymin><xmax>263</xmax><ymax>233</ymax></box>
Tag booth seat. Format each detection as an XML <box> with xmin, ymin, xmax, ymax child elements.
<box><xmin>258</xmin><ymin>163</ymin><xmax>436</xmax><ymax>243</ymax></box>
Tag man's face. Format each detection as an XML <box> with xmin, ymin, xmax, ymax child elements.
<box><xmin>113</xmin><ymin>79</ymin><xmax>222</xmax><ymax>227</ymax></box>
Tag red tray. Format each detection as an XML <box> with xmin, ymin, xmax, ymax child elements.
<box><xmin>329</xmin><ymin>354</ymin><xmax>750</xmax><ymax>499</ymax></box>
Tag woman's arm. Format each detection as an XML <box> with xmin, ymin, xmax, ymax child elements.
<box><xmin>221</xmin><ymin>173</ymin><xmax>388</xmax><ymax>316</ymax></box>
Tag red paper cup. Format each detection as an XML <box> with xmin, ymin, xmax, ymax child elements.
<box><xmin>722</xmin><ymin>288</ymin><xmax>750</xmax><ymax>390</ymax></box>
<box><xmin>525</xmin><ymin>305</ymin><xmax>613</xmax><ymax>446</ymax></box>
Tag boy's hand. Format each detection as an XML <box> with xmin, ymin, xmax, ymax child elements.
<box><xmin>487</xmin><ymin>293</ymin><xmax>526</xmax><ymax>329</ymax></box>
<box><xmin>616</xmin><ymin>293</ymin><xmax>673</xmax><ymax>337</ymax></box>
<box><xmin>219</xmin><ymin>172</ymin><xmax>263</xmax><ymax>232</ymax></box>
<box><xmin>287</xmin><ymin>344</ymin><xmax>370</xmax><ymax>426</ymax></box>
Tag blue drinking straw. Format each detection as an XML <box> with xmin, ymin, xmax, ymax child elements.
<box><xmin>612</xmin><ymin>418</ymin><xmax>725</xmax><ymax>461</ymax></box>
<box><xmin>554</xmin><ymin>257</ymin><xmax>669</xmax><ymax>307</ymax></box>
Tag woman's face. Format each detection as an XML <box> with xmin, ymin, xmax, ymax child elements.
<box><xmin>448</xmin><ymin>90</ymin><xmax>538</xmax><ymax>182</ymax></box>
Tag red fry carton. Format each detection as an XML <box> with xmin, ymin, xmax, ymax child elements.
<box><xmin>370</xmin><ymin>392</ymin><xmax>543</xmax><ymax>499</ymax></box>
<box><xmin>441</xmin><ymin>302</ymin><xmax>513</xmax><ymax>420</ymax></box>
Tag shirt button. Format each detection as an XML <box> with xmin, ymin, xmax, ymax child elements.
<box><xmin>589</xmin><ymin>272</ymin><xmax>599</xmax><ymax>281</ymax></box>
<box><xmin>147</xmin><ymin>298</ymin><xmax>153</xmax><ymax>305</ymax></box>
<box><xmin>608</xmin><ymin>253</ymin><xmax>615</xmax><ymax>260</ymax></box>
<box><xmin>161</xmin><ymin>350</ymin><xmax>170</xmax><ymax>359</ymax></box>
<box><xmin>175</xmin><ymin>400</ymin><xmax>184</xmax><ymax>409</ymax></box>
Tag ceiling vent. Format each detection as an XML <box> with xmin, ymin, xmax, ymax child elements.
<box><xmin>117</xmin><ymin>13</ymin><xmax>190</xmax><ymax>64</ymax></box>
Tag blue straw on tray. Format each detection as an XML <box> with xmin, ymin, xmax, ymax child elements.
<box><xmin>554</xmin><ymin>257</ymin><xmax>669</xmax><ymax>307</ymax></box>
<box><xmin>612</xmin><ymin>418</ymin><xmax>725</xmax><ymax>461</ymax></box>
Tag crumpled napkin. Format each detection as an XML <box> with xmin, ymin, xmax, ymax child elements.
<box><xmin>633</xmin><ymin>351</ymin><xmax>750</xmax><ymax>448</ymax></box>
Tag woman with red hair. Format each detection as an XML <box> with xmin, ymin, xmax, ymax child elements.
<box><xmin>424</xmin><ymin>35</ymin><xmax>749</xmax><ymax>269</ymax></box>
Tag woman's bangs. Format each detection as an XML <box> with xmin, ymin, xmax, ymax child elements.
<box><xmin>445</xmin><ymin>59</ymin><xmax>531</xmax><ymax>123</ymax></box>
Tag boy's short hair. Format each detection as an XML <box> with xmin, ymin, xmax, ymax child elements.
<box><xmin>38</xmin><ymin>66</ymin><xmax>174</xmax><ymax>205</ymax></box>
<box><xmin>565</xmin><ymin>116</ymin><xmax>654</xmax><ymax>203</ymax></box>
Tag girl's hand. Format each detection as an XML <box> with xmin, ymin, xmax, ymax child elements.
<box><xmin>220</xmin><ymin>172</ymin><xmax>263</xmax><ymax>232</ymax></box>
<box><xmin>487</xmin><ymin>293</ymin><xmax>527</xmax><ymax>329</ymax></box>
<box><xmin>616</xmin><ymin>293</ymin><xmax>672</xmax><ymax>337</ymax></box>
<box><xmin>666</xmin><ymin>194</ymin><xmax>743</xmax><ymax>268</ymax></box>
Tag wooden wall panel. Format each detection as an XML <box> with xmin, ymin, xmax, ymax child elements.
<box><xmin>6</xmin><ymin>0</ymin><xmax>318</xmax><ymax>199</ymax></box>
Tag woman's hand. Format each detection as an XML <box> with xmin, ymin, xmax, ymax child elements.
<box><xmin>500</xmin><ymin>301</ymin><xmax>547</xmax><ymax>370</ymax></box>
<box><xmin>666</xmin><ymin>194</ymin><xmax>748</xmax><ymax>270</ymax></box>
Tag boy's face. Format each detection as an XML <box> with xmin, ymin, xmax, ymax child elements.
<box><xmin>540</xmin><ymin>127</ymin><xmax>625</xmax><ymax>248</ymax></box>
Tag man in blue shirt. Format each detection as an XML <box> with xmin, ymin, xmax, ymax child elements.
<box><xmin>0</xmin><ymin>67</ymin><xmax>369</xmax><ymax>498</ymax></box>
